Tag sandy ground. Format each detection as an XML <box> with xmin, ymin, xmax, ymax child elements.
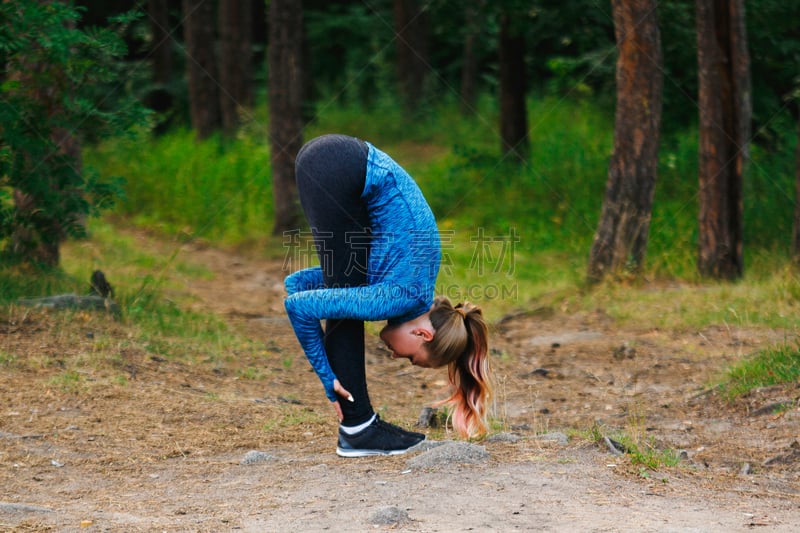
<box><xmin>1</xmin><ymin>236</ymin><xmax>799</xmax><ymax>532</ymax></box>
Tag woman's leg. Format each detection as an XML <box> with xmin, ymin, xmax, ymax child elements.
<box><xmin>295</xmin><ymin>134</ymin><xmax>374</xmax><ymax>426</ymax></box>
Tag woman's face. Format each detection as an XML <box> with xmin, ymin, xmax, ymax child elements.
<box><xmin>379</xmin><ymin>320</ymin><xmax>433</xmax><ymax>368</ymax></box>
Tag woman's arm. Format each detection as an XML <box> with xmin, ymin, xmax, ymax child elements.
<box><xmin>285</xmin><ymin>266</ymin><xmax>324</xmax><ymax>296</ymax></box>
<box><xmin>284</xmin><ymin>283</ymin><xmax>427</xmax><ymax>401</ymax></box>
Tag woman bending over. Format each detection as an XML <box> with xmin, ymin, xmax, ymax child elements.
<box><xmin>284</xmin><ymin>134</ymin><xmax>492</xmax><ymax>457</ymax></box>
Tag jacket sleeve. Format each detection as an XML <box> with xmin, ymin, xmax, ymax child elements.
<box><xmin>283</xmin><ymin>281</ymin><xmax>425</xmax><ymax>402</ymax></box>
<box><xmin>285</xmin><ymin>266</ymin><xmax>324</xmax><ymax>296</ymax></box>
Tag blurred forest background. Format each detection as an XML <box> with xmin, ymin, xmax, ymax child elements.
<box><xmin>1</xmin><ymin>0</ymin><xmax>799</xmax><ymax>305</ymax></box>
<box><xmin>4</xmin><ymin>5</ymin><xmax>800</xmax><ymax>521</ymax></box>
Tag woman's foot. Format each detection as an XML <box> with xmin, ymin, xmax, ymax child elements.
<box><xmin>336</xmin><ymin>415</ymin><xmax>425</xmax><ymax>457</ymax></box>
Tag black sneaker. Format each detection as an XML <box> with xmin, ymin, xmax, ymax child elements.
<box><xmin>336</xmin><ymin>415</ymin><xmax>426</xmax><ymax>458</ymax></box>
<box><xmin>374</xmin><ymin>417</ymin><xmax>426</xmax><ymax>442</ymax></box>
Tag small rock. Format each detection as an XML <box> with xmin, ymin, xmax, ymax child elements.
<box><xmin>17</xmin><ymin>293</ymin><xmax>120</xmax><ymax>315</ymax></box>
<box><xmin>408</xmin><ymin>439</ymin><xmax>446</xmax><ymax>452</ymax></box>
<box><xmin>369</xmin><ymin>506</ymin><xmax>409</xmax><ymax>526</ymax></box>
<box><xmin>739</xmin><ymin>462</ymin><xmax>752</xmax><ymax>475</ymax></box>
<box><xmin>0</xmin><ymin>502</ymin><xmax>54</xmax><ymax>513</ymax></box>
<box><xmin>613</xmin><ymin>342</ymin><xmax>636</xmax><ymax>360</ymax></box>
<box><xmin>604</xmin><ymin>437</ymin><xmax>627</xmax><ymax>456</ymax></box>
<box><xmin>406</xmin><ymin>441</ymin><xmax>488</xmax><ymax>470</ymax></box>
<box><xmin>416</xmin><ymin>406</ymin><xmax>440</xmax><ymax>428</ymax></box>
<box><xmin>277</xmin><ymin>397</ymin><xmax>301</xmax><ymax>405</ymax></box>
<box><xmin>535</xmin><ymin>432</ymin><xmax>569</xmax><ymax>445</ymax></box>
<box><xmin>749</xmin><ymin>402</ymin><xmax>790</xmax><ymax>417</ymax></box>
<box><xmin>762</xmin><ymin>448</ymin><xmax>800</xmax><ymax>467</ymax></box>
<box><xmin>240</xmin><ymin>450</ymin><xmax>274</xmax><ymax>465</ymax></box>
<box><xmin>486</xmin><ymin>432</ymin><xmax>521</xmax><ymax>443</ymax></box>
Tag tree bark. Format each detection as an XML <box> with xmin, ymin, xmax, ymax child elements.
<box><xmin>147</xmin><ymin>0</ymin><xmax>175</xmax><ymax>131</ymax></box>
<box><xmin>459</xmin><ymin>0</ymin><xmax>484</xmax><ymax>116</ymax></box>
<box><xmin>587</xmin><ymin>0</ymin><xmax>663</xmax><ymax>282</ymax></box>
<box><xmin>498</xmin><ymin>12</ymin><xmax>528</xmax><ymax>162</ymax></box>
<box><xmin>394</xmin><ymin>0</ymin><xmax>430</xmax><ymax>113</ymax></box>
<box><xmin>9</xmin><ymin>8</ymin><xmax>82</xmax><ymax>266</ymax></box>
<box><xmin>793</xmin><ymin>113</ymin><xmax>800</xmax><ymax>265</ymax></box>
<box><xmin>268</xmin><ymin>0</ymin><xmax>304</xmax><ymax>236</ymax></box>
<box><xmin>148</xmin><ymin>0</ymin><xmax>173</xmax><ymax>88</ymax></box>
<box><xmin>695</xmin><ymin>0</ymin><xmax>751</xmax><ymax>279</ymax></box>
<box><xmin>183</xmin><ymin>0</ymin><xmax>220</xmax><ymax>140</ymax></box>
<box><xmin>219</xmin><ymin>0</ymin><xmax>253</xmax><ymax>136</ymax></box>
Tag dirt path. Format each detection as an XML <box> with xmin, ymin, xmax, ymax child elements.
<box><xmin>1</xmin><ymin>238</ymin><xmax>799</xmax><ymax>531</ymax></box>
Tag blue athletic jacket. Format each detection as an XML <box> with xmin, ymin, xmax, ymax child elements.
<box><xmin>284</xmin><ymin>142</ymin><xmax>441</xmax><ymax>402</ymax></box>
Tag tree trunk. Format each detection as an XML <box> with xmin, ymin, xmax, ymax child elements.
<box><xmin>219</xmin><ymin>0</ymin><xmax>253</xmax><ymax>136</ymax></box>
<box><xmin>587</xmin><ymin>0</ymin><xmax>663</xmax><ymax>282</ymax></box>
<box><xmin>147</xmin><ymin>0</ymin><xmax>175</xmax><ymax>132</ymax></box>
<box><xmin>459</xmin><ymin>0</ymin><xmax>483</xmax><ymax>116</ymax></box>
<box><xmin>695</xmin><ymin>0</ymin><xmax>751</xmax><ymax>279</ymax></box>
<box><xmin>268</xmin><ymin>0</ymin><xmax>304</xmax><ymax>236</ymax></box>
<box><xmin>793</xmin><ymin>113</ymin><xmax>800</xmax><ymax>265</ymax></box>
<box><xmin>498</xmin><ymin>12</ymin><xmax>528</xmax><ymax>162</ymax></box>
<box><xmin>394</xmin><ymin>0</ymin><xmax>430</xmax><ymax>113</ymax></box>
<box><xmin>9</xmin><ymin>9</ymin><xmax>82</xmax><ymax>266</ymax></box>
<box><xmin>182</xmin><ymin>0</ymin><xmax>220</xmax><ymax>140</ymax></box>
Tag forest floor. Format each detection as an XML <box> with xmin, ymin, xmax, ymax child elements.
<box><xmin>1</xmin><ymin>231</ymin><xmax>799</xmax><ymax>532</ymax></box>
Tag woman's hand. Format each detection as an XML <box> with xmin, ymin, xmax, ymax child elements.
<box><xmin>331</xmin><ymin>379</ymin><xmax>353</xmax><ymax>421</ymax></box>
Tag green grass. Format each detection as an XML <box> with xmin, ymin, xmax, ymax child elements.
<box><xmin>48</xmin><ymin>370</ymin><xmax>85</xmax><ymax>393</ymax></box>
<box><xmin>85</xmin><ymin>127</ymin><xmax>274</xmax><ymax>248</ymax></box>
<box><xmin>261</xmin><ymin>406</ymin><xmax>327</xmax><ymax>433</ymax></box>
<box><xmin>0</xmin><ymin>264</ymin><xmax>84</xmax><ymax>302</ymax></box>
<box><xmin>0</xmin><ymin>351</ymin><xmax>16</xmax><ymax>367</ymax></box>
<box><xmin>580</xmin><ymin>265</ymin><xmax>800</xmax><ymax>330</ymax></box>
<box><xmin>0</xmin><ymin>218</ymin><xmax>258</xmax><ymax>372</ymax></box>
<box><xmin>588</xmin><ymin>420</ymin><xmax>683</xmax><ymax>474</ymax></box>
<box><xmin>721</xmin><ymin>342</ymin><xmax>800</xmax><ymax>399</ymax></box>
<box><xmin>61</xmin><ymin>220</ymin><xmax>236</xmax><ymax>354</ymax></box>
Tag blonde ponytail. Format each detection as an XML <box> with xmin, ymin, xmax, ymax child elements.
<box><xmin>426</xmin><ymin>297</ymin><xmax>492</xmax><ymax>438</ymax></box>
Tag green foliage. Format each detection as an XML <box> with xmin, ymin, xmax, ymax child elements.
<box><xmin>0</xmin><ymin>351</ymin><xmax>17</xmax><ymax>367</ymax></box>
<box><xmin>747</xmin><ymin>0</ymin><xmax>800</xmax><ymax>142</ymax></box>
<box><xmin>657</xmin><ymin>0</ymin><xmax>699</xmax><ymax>133</ymax></box>
<box><xmin>587</xmin><ymin>421</ymin><xmax>682</xmax><ymax>472</ymax></box>
<box><xmin>626</xmin><ymin>438</ymin><xmax>683</xmax><ymax>472</ymax></box>
<box><xmin>416</xmin><ymin>96</ymin><xmax>612</xmax><ymax>257</ymax></box>
<box><xmin>526</xmin><ymin>0</ymin><xmax>616</xmax><ymax>97</ymax></box>
<box><xmin>304</xmin><ymin>2</ymin><xmax>396</xmax><ymax>107</ymax></box>
<box><xmin>746</xmin><ymin>116</ymin><xmax>798</xmax><ymax>250</ymax></box>
<box><xmin>0</xmin><ymin>1</ymin><xmax>150</xmax><ymax>265</ymax></box>
<box><xmin>85</xmin><ymin>92</ymin><xmax>798</xmax><ymax>294</ymax></box>
<box><xmin>721</xmin><ymin>343</ymin><xmax>800</xmax><ymax>399</ymax></box>
<box><xmin>85</xmin><ymin>128</ymin><xmax>274</xmax><ymax>247</ymax></box>
<box><xmin>0</xmin><ymin>262</ymin><xmax>82</xmax><ymax>302</ymax></box>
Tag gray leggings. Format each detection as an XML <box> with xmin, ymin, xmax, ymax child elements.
<box><xmin>295</xmin><ymin>134</ymin><xmax>374</xmax><ymax>425</ymax></box>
